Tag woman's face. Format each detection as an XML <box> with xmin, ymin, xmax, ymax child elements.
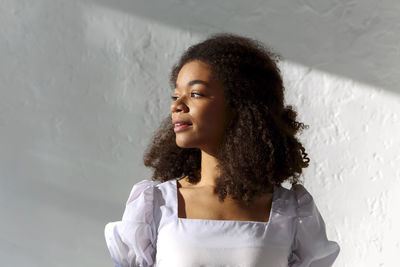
<box><xmin>170</xmin><ymin>60</ymin><xmax>233</xmax><ymax>154</ymax></box>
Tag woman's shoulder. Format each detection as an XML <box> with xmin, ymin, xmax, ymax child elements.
<box><xmin>103</xmin><ymin>178</ymin><xmax>177</xmax><ymax>266</ymax></box>
<box><xmin>142</xmin><ymin>178</ymin><xmax>178</xmax><ymax>209</ymax></box>
<box><xmin>270</xmin><ymin>183</ymin><xmax>316</xmax><ymax>218</ymax></box>
<box><xmin>128</xmin><ymin>178</ymin><xmax>175</xmax><ymax>194</ymax></box>
<box><xmin>153</xmin><ymin>178</ymin><xmax>177</xmax><ymax>196</ymax></box>
<box><xmin>275</xmin><ymin>182</ymin><xmax>310</xmax><ymax>197</ymax></box>
<box><xmin>289</xmin><ymin>183</ymin><xmax>318</xmax><ymax>218</ymax></box>
<box><xmin>286</xmin><ymin>183</ymin><xmax>341</xmax><ymax>265</ymax></box>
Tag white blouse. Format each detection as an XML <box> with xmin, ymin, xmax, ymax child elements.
<box><xmin>104</xmin><ymin>178</ymin><xmax>340</xmax><ymax>267</ymax></box>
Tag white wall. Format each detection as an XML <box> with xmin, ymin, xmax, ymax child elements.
<box><xmin>0</xmin><ymin>0</ymin><xmax>399</xmax><ymax>266</ymax></box>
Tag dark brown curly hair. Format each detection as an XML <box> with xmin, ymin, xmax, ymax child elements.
<box><xmin>143</xmin><ymin>32</ymin><xmax>310</xmax><ymax>206</ymax></box>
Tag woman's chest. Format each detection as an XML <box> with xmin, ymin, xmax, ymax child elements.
<box><xmin>177</xmin><ymin>186</ymin><xmax>273</xmax><ymax>222</ymax></box>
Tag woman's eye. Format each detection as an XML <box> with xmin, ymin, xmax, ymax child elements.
<box><xmin>191</xmin><ymin>92</ymin><xmax>202</xmax><ymax>98</ymax></box>
<box><xmin>170</xmin><ymin>93</ymin><xmax>202</xmax><ymax>101</ymax></box>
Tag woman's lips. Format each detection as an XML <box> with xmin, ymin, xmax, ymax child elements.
<box><xmin>174</xmin><ymin>123</ymin><xmax>192</xmax><ymax>132</ymax></box>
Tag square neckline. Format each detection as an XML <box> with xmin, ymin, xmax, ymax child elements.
<box><xmin>173</xmin><ymin>179</ymin><xmax>278</xmax><ymax>225</ymax></box>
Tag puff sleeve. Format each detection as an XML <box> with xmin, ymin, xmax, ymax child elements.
<box><xmin>104</xmin><ymin>179</ymin><xmax>158</xmax><ymax>267</ymax></box>
<box><xmin>288</xmin><ymin>184</ymin><xmax>340</xmax><ymax>267</ymax></box>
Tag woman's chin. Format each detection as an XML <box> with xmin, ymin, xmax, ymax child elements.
<box><xmin>175</xmin><ymin>137</ymin><xmax>199</xmax><ymax>149</ymax></box>
<box><xmin>175</xmin><ymin>141</ymin><xmax>194</xmax><ymax>148</ymax></box>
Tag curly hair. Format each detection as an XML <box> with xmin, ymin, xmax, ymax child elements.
<box><xmin>143</xmin><ymin>32</ymin><xmax>310</xmax><ymax>206</ymax></box>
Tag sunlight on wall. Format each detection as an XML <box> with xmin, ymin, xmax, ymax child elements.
<box><xmin>280</xmin><ymin>60</ymin><xmax>400</xmax><ymax>266</ymax></box>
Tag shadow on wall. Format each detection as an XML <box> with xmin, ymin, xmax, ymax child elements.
<box><xmin>86</xmin><ymin>0</ymin><xmax>400</xmax><ymax>95</ymax></box>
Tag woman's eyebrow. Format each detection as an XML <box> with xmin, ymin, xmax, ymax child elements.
<box><xmin>175</xmin><ymin>80</ymin><xmax>210</xmax><ymax>88</ymax></box>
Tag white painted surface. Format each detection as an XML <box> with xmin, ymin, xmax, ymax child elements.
<box><xmin>0</xmin><ymin>0</ymin><xmax>399</xmax><ymax>266</ymax></box>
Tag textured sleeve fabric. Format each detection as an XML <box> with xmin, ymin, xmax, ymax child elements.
<box><xmin>288</xmin><ymin>184</ymin><xmax>340</xmax><ymax>267</ymax></box>
<box><xmin>104</xmin><ymin>179</ymin><xmax>157</xmax><ymax>267</ymax></box>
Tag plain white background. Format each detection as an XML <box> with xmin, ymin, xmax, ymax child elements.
<box><xmin>1</xmin><ymin>0</ymin><xmax>399</xmax><ymax>266</ymax></box>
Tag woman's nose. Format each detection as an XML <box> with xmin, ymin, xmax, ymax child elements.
<box><xmin>171</xmin><ymin>96</ymin><xmax>189</xmax><ymax>113</ymax></box>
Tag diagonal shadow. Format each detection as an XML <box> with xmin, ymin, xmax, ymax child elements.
<box><xmin>85</xmin><ymin>0</ymin><xmax>400</xmax><ymax>94</ymax></box>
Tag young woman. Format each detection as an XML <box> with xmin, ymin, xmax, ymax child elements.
<box><xmin>105</xmin><ymin>33</ymin><xmax>340</xmax><ymax>267</ymax></box>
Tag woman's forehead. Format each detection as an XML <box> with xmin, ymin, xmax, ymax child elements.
<box><xmin>175</xmin><ymin>79</ymin><xmax>210</xmax><ymax>90</ymax></box>
<box><xmin>176</xmin><ymin>61</ymin><xmax>212</xmax><ymax>83</ymax></box>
